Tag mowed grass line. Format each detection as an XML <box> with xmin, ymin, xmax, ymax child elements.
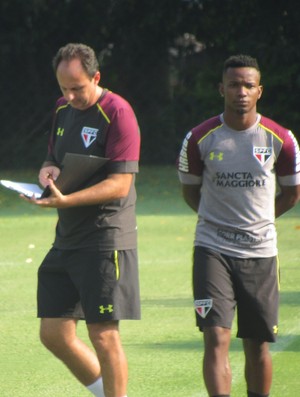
<box><xmin>0</xmin><ymin>165</ymin><xmax>299</xmax><ymax>396</ymax></box>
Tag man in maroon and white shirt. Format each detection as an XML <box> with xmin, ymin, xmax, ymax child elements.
<box><xmin>177</xmin><ymin>54</ymin><xmax>300</xmax><ymax>397</ymax></box>
<box><xmin>25</xmin><ymin>43</ymin><xmax>141</xmax><ymax>397</ymax></box>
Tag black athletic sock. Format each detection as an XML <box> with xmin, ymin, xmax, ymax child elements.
<box><xmin>247</xmin><ymin>391</ymin><xmax>269</xmax><ymax>397</ymax></box>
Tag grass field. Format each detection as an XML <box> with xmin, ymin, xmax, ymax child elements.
<box><xmin>0</xmin><ymin>166</ymin><xmax>300</xmax><ymax>396</ymax></box>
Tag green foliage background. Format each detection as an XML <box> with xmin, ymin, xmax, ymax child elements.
<box><xmin>0</xmin><ymin>0</ymin><xmax>300</xmax><ymax>169</ymax></box>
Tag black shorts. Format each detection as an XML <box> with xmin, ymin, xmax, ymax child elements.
<box><xmin>193</xmin><ymin>246</ymin><xmax>279</xmax><ymax>342</ymax></box>
<box><xmin>38</xmin><ymin>248</ymin><xmax>140</xmax><ymax>323</ymax></box>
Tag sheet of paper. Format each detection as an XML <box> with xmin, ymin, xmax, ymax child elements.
<box><xmin>0</xmin><ymin>180</ymin><xmax>43</xmax><ymax>198</ymax></box>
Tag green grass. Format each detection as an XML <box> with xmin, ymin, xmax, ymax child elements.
<box><xmin>0</xmin><ymin>166</ymin><xmax>300</xmax><ymax>396</ymax></box>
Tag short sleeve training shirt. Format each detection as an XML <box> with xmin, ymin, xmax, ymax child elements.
<box><xmin>46</xmin><ymin>90</ymin><xmax>141</xmax><ymax>250</ymax></box>
<box><xmin>178</xmin><ymin>114</ymin><xmax>300</xmax><ymax>258</ymax></box>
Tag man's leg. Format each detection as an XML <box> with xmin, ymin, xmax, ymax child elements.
<box><xmin>88</xmin><ymin>321</ymin><xmax>127</xmax><ymax>397</ymax></box>
<box><xmin>243</xmin><ymin>339</ymin><xmax>272</xmax><ymax>396</ymax></box>
<box><xmin>40</xmin><ymin>318</ymin><xmax>101</xmax><ymax>386</ymax></box>
<box><xmin>203</xmin><ymin>326</ymin><xmax>232</xmax><ymax>396</ymax></box>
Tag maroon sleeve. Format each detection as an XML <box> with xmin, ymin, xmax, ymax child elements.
<box><xmin>45</xmin><ymin>93</ymin><xmax>140</xmax><ymax>173</ymax></box>
<box><xmin>275</xmin><ymin>130</ymin><xmax>300</xmax><ymax>177</ymax></box>
<box><xmin>177</xmin><ymin>129</ymin><xmax>204</xmax><ymax>176</ymax></box>
<box><xmin>105</xmin><ymin>105</ymin><xmax>140</xmax><ymax>164</ymax></box>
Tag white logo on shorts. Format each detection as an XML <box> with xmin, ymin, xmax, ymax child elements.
<box><xmin>194</xmin><ymin>299</ymin><xmax>213</xmax><ymax>319</ymax></box>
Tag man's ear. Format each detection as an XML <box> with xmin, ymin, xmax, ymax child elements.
<box><xmin>219</xmin><ymin>82</ymin><xmax>224</xmax><ymax>97</ymax></box>
<box><xmin>257</xmin><ymin>85</ymin><xmax>263</xmax><ymax>99</ymax></box>
<box><xmin>94</xmin><ymin>71</ymin><xmax>101</xmax><ymax>85</ymax></box>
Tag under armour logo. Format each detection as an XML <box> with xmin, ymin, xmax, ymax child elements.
<box><xmin>99</xmin><ymin>305</ymin><xmax>114</xmax><ymax>314</ymax></box>
<box><xmin>57</xmin><ymin>127</ymin><xmax>64</xmax><ymax>136</ymax></box>
<box><xmin>209</xmin><ymin>151</ymin><xmax>223</xmax><ymax>161</ymax></box>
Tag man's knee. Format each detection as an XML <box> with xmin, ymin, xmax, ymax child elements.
<box><xmin>204</xmin><ymin>326</ymin><xmax>231</xmax><ymax>349</ymax></box>
<box><xmin>243</xmin><ymin>339</ymin><xmax>270</xmax><ymax>363</ymax></box>
<box><xmin>88</xmin><ymin>321</ymin><xmax>121</xmax><ymax>354</ymax></box>
<box><xmin>39</xmin><ymin>318</ymin><xmax>76</xmax><ymax>354</ymax></box>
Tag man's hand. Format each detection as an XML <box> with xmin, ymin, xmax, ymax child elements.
<box><xmin>275</xmin><ymin>184</ymin><xmax>300</xmax><ymax>218</ymax></box>
<box><xmin>182</xmin><ymin>183</ymin><xmax>201</xmax><ymax>213</ymax></box>
<box><xmin>21</xmin><ymin>179</ymin><xmax>68</xmax><ymax>208</ymax></box>
<box><xmin>39</xmin><ymin>165</ymin><xmax>61</xmax><ymax>188</ymax></box>
<box><xmin>21</xmin><ymin>173</ymin><xmax>133</xmax><ymax>209</ymax></box>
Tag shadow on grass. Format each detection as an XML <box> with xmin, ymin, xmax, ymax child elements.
<box><xmin>132</xmin><ymin>336</ymin><xmax>244</xmax><ymax>352</ymax></box>
<box><xmin>280</xmin><ymin>291</ymin><xmax>300</xmax><ymax>306</ymax></box>
<box><xmin>139</xmin><ymin>292</ymin><xmax>300</xmax><ymax>352</ymax></box>
<box><xmin>133</xmin><ymin>331</ymin><xmax>300</xmax><ymax>353</ymax></box>
<box><xmin>141</xmin><ymin>291</ymin><xmax>300</xmax><ymax>310</ymax></box>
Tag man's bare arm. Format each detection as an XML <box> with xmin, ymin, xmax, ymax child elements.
<box><xmin>182</xmin><ymin>184</ymin><xmax>201</xmax><ymax>213</ymax></box>
<box><xmin>275</xmin><ymin>184</ymin><xmax>300</xmax><ymax>218</ymax></box>
<box><xmin>23</xmin><ymin>173</ymin><xmax>133</xmax><ymax>209</ymax></box>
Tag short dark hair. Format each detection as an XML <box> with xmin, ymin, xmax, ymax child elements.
<box><xmin>223</xmin><ymin>54</ymin><xmax>260</xmax><ymax>73</ymax></box>
<box><xmin>52</xmin><ymin>43</ymin><xmax>99</xmax><ymax>78</ymax></box>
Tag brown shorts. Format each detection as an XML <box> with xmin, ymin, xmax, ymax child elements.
<box><xmin>193</xmin><ymin>246</ymin><xmax>279</xmax><ymax>342</ymax></box>
<box><xmin>38</xmin><ymin>248</ymin><xmax>140</xmax><ymax>323</ymax></box>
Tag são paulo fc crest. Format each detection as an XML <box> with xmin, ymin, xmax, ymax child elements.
<box><xmin>253</xmin><ymin>147</ymin><xmax>272</xmax><ymax>165</ymax></box>
<box><xmin>194</xmin><ymin>299</ymin><xmax>213</xmax><ymax>319</ymax></box>
<box><xmin>81</xmin><ymin>126</ymin><xmax>99</xmax><ymax>148</ymax></box>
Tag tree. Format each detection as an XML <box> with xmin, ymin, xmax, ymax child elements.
<box><xmin>0</xmin><ymin>0</ymin><xmax>299</xmax><ymax>168</ymax></box>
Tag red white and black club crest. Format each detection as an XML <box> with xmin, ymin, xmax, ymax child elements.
<box><xmin>81</xmin><ymin>126</ymin><xmax>99</xmax><ymax>148</ymax></box>
<box><xmin>253</xmin><ymin>147</ymin><xmax>272</xmax><ymax>165</ymax></box>
<box><xmin>194</xmin><ymin>299</ymin><xmax>213</xmax><ymax>319</ymax></box>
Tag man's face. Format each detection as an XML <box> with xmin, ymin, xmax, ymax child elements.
<box><xmin>56</xmin><ymin>58</ymin><xmax>100</xmax><ymax>110</ymax></box>
<box><xmin>219</xmin><ymin>67</ymin><xmax>263</xmax><ymax>115</ymax></box>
